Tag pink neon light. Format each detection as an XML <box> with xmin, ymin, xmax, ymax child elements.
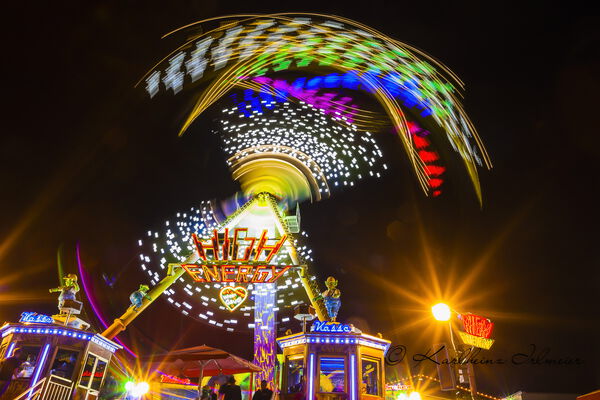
<box><xmin>76</xmin><ymin>243</ymin><xmax>137</xmax><ymax>357</ymax></box>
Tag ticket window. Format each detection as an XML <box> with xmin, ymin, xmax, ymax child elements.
<box><xmin>285</xmin><ymin>355</ymin><xmax>305</xmax><ymax>394</ymax></box>
<box><xmin>318</xmin><ymin>357</ymin><xmax>346</xmax><ymax>394</ymax></box>
<box><xmin>78</xmin><ymin>353</ymin><xmax>108</xmax><ymax>394</ymax></box>
<box><xmin>15</xmin><ymin>345</ymin><xmax>43</xmax><ymax>379</ymax></box>
<box><xmin>360</xmin><ymin>357</ymin><xmax>381</xmax><ymax>397</ymax></box>
<box><xmin>49</xmin><ymin>348</ymin><xmax>80</xmax><ymax>381</ymax></box>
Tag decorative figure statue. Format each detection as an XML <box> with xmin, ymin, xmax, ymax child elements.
<box><xmin>49</xmin><ymin>273</ymin><xmax>80</xmax><ymax>311</ymax></box>
<box><xmin>321</xmin><ymin>276</ymin><xmax>341</xmax><ymax>322</ymax></box>
<box><xmin>129</xmin><ymin>284</ymin><xmax>151</xmax><ymax>310</ymax></box>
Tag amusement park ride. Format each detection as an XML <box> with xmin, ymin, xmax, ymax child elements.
<box><xmin>0</xmin><ymin>192</ymin><xmax>389</xmax><ymax>400</ymax></box>
<box><xmin>1</xmin><ymin>12</ymin><xmax>493</xmax><ymax>400</ymax></box>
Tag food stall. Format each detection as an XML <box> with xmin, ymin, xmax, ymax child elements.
<box><xmin>277</xmin><ymin>321</ymin><xmax>390</xmax><ymax>400</ymax></box>
<box><xmin>0</xmin><ymin>313</ymin><xmax>121</xmax><ymax>400</ymax></box>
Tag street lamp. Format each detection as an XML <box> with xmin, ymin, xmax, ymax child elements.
<box><xmin>409</xmin><ymin>392</ymin><xmax>422</xmax><ymax>400</ymax></box>
<box><xmin>431</xmin><ymin>303</ymin><xmax>451</xmax><ymax>322</ymax></box>
<box><xmin>430</xmin><ymin>303</ymin><xmax>477</xmax><ymax>400</ymax></box>
<box><xmin>398</xmin><ymin>392</ymin><xmax>421</xmax><ymax>400</ymax></box>
<box><xmin>125</xmin><ymin>381</ymin><xmax>150</xmax><ymax>398</ymax></box>
<box><xmin>431</xmin><ymin>303</ymin><xmax>463</xmax><ymax>400</ymax></box>
<box><xmin>431</xmin><ymin>303</ymin><xmax>456</xmax><ymax>350</ymax></box>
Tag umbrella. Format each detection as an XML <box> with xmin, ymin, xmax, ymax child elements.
<box><xmin>143</xmin><ymin>345</ymin><xmax>261</xmax><ymax>397</ymax></box>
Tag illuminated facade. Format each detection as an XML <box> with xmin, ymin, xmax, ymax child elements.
<box><xmin>0</xmin><ymin>322</ymin><xmax>120</xmax><ymax>400</ymax></box>
<box><xmin>277</xmin><ymin>323</ymin><xmax>390</xmax><ymax>400</ymax></box>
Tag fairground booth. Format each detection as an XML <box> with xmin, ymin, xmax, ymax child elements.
<box><xmin>277</xmin><ymin>320</ymin><xmax>391</xmax><ymax>400</ymax></box>
<box><xmin>0</xmin><ymin>313</ymin><xmax>120</xmax><ymax>400</ymax></box>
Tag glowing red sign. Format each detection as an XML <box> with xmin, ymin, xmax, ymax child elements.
<box><xmin>459</xmin><ymin>313</ymin><xmax>494</xmax><ymax>339</ymax></box>
<box><xmin>182</xmin><ymin>265</ymin><xmax>291</xmax><ymax>283</ymax></box>
<box><xmin>160</xmin><ymin>374</ymin><xmax>192</xmax><ymax>385</ymax></box>
<box><xmin>182</xmin><ymin>229</ymin><xmax>292</xmax><ymax>283</ymax></box>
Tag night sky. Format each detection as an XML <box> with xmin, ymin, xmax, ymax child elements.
<box><xmin>2</xmin><ymin>1</ymin><xmax>599</xmax><ymax>397</ymax></box>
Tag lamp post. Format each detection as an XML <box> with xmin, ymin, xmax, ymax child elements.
<box><xmin>430</xmin><ymin>303</ymin><xmax>475</xmax><ymax>400</ymax></box>
<box><xmin>431</xmin><ymin>303</ymin><xmax>457</xmax><ymax>352</ymax></box>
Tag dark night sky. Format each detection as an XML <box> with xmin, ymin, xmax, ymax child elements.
<box><xmin>1</xmin><ymin>1</ymin><xmax>599</xmax><ymax>397</ymax></box>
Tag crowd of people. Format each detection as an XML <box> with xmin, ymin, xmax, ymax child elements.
<box><xmin>199</xmin><ymin>377</ymin><xmax>275</xmax><ymax>400</ymax></box>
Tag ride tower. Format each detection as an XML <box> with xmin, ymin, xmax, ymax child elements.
<box><xmin>178</xmin><ymin>192</ymin><xmax>329</xmax><ymax>385</ymax></box>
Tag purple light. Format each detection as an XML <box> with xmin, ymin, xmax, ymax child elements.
<box><xmin>249</xmin><ymin>76</ymin><xmax>358</xmax><ymax>122</ymax></box>
<box><xmin>253</xmin><ymin>283</ymin><xmax>276</xmax><ymax>386</ymax></box>
<box><xmin>28</xmin><ymin>343</ymin><xmax>50</xmax><ymax>399</ymax></box>
<box><xmin>350</xmin><ymin>354</ymin><xmax>356</xmax><ymax>400</ymax></box>
<box><xmin>308</xmin><ymin>353</ymin><xmax>315</xmax><ymax>400</ymax></box>
<box><xmin>4</xmin><ymin>324</ymin><xmax>116</xmax><ymax>353</ymax></box>
<box><xmin>76</xmin><ymin>243</ymin><xmax>137</xmax><ymax>357</ymax></box>
<box><xmin>6</xmin><ymin>342</ymin><xmax>15</xmax><ymax>357</ymax></box>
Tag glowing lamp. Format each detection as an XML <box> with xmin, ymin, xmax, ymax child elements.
<box><xmin>136</xmin><ymin>382</ymin><xmax>150</xmax><ymax>395</ymax></box>
<box><xmin>409</xmin><ymin>392</ymin><xmax>422</xmax><ymax>400</ymax></box>
<box><xmin>126</xmin><ymin>381</ymin><xmax>150</xmax><ymax>397</ymax></box>
<box><xmin>431</xmin><ymin>303</ymin><xmax>451</xmax><ymax>321</ymax></box>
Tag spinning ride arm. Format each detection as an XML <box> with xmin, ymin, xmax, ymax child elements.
<box><xmin>297</xmin><ymin>265</ymin><xmax>329</xmax><ymax>321</ymax></box>
<box><xmin>101</xmin><ymin>192</ymin><xmax>329</xmax><ymax>340</ymax></box>
<box><xmin>101</xmin><ymin>256</ymin><xmax>196</xmax><ymax>340</ymax></box>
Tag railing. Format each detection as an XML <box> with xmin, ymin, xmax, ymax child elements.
<box><xmin>42</xmin><ymin>375</ymin><xmax>74</xmax><ymax>400</ymax></box>
<box><xmin>12</xmin><ymin>375</ymin><xmax>74</xmax><ymax>400</ymax></box>
<box><xmin>12</xmin><ymin>377</ymin><xmax>46</xmax><ymax>400</ymax></box>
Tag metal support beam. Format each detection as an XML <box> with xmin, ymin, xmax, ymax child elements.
<box><xmin>101</xmin><ymin>255</ymin><xmax>197</xmax><ymax>340</ymax></box>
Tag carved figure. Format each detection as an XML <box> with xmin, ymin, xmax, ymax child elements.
<box><xmin>49</xmin><ymin>274</ymin><xmax>80</xmax><ymax>311</ymax></box>
<box><xmin>129</xmin><ymin>284</ymin><xmax>151</xmax><ymax>309</ymax></box>
<box><xmin>321</xmin><ymin>276</ymin><xmax>341</xmax><ymax>322</ymax></box>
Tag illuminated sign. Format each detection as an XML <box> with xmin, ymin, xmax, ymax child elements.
<box><xmin>82</xmin><ymin>371</ymin><xmax>107</xmax><ymax>378</ymax></box>
<box><xmin>457</xmin><ymin>331</ymin><xmax>494</xmax><ymax>350</ymax></box>
<box><xmin>219</xmin><ymin>286</ymin><xmax>248</xmax><ymax>312</ymax></box>
<box><xmin>160</xmin><ymin>374</ymin><xmax>192</xmax><ymax>385</ymax></box>
<box><xmin>181</xmin><ymin>229</ymin><xmax>292</xmax><ymax>283</ymax></box>
<box><xmin>311</xmin><ymin>320</ymin><xmax>352</xmax><ymax>333</ymax></box>
<box><xmin>183</xmin><ymin>264</ymin><xmax>291</xmax><ymax>283</ymax></box>
<box><xmin>19</xmin><ymin>312</ymin><xmax>54</xmax><ymax>324</ymax></box>
<box><xmin>385</xmin><ymin>383</ymin><xmax>410</xmax><ymax>391</ymax></box>
<box><xmin>459</xmin><ymin>313</ymin><xmax>494</xmax><ymax>339</ymax></box>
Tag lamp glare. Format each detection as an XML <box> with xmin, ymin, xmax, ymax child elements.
<box><xmin>432</xmin><ymin>303</ymin><xmax>451</xmax><ymax>321</ymax></box>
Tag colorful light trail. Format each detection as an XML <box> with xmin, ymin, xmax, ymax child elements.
<box><xmin>141</xmin><ymin>13</ymin><xmax>491</xmax><ymax>201</ymax></box>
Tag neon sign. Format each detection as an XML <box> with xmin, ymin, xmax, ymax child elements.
<box><xmin>458</xmin><ymin>332</ymin><xmax>494</xmax><ymax>350</ymax></box>
<box><xmin>457</xmin><ymin>313</ymin><xmax>494</xmax><ymax>349</ymax></box>
<box><xmin>459</xmin><ymin>313</ymin><xmax>494</xmax><ymax>338</ymax></box>
<box><xmin>19</xmin><ymin>312</ymin><xmax>54</xmax><ymax>324</ymax></box>
<box><xmin>160</xmin><ymin>374</ymin><xmax>192</xmax><ymax>385</ymax></box>
<box><xmin>183</xmin><ymin>265</ymin><xmax>291</xmax><ymax>283</ymax></box>
<box><xmin>219</xmin><ymin>286</ymin><xmax>248</xmax><ymax>312</ymax></box>
<box><xmin>181</xmin><ymin>229</ymin><xmax>292</xmax><ymax>283</ymax></box>
<box><xmin>192</xmin><ymin>229</ymin><xmax>287</xmax><ymax>262</ymax></box>
<box><xmin>311</xmin><ymin>320</ymin><xmax>352</xmax><ymax>333</ymax></box>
